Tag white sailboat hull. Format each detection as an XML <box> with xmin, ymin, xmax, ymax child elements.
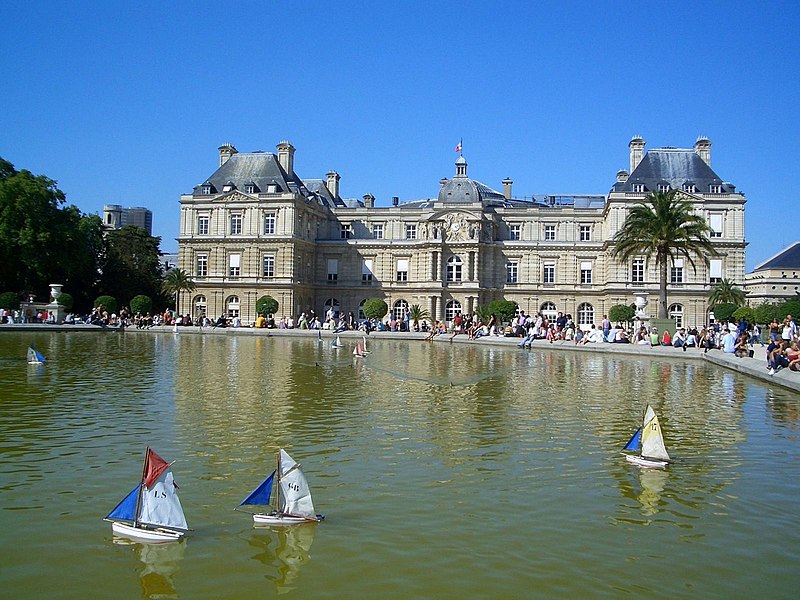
<box><xmin>253</xmin><ymin>512</ymin><xmax>323</xmax><ymax>526</ymax></box>
<box><xmin>625</xmin><ymin>454</ymin><xmax>669</xmax><ymax>469</ymax></box>
<box><xmin>111</xmin><ymin>520</ymin><xmax>184</xmax><ymax>543</ymax></box>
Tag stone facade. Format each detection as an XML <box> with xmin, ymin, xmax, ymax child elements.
<box><xmin>177</xmin><ymin>137</ymin><xmax>746</xmax><ymax>329</ymax></box>
<box><xmin>745</xmin><ymin>242</ymin><xmax>800</xmax><ymax>305</ymax></box>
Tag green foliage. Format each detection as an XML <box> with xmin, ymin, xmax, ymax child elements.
<box><xmin>408</xmin><ymin>304</ymin><xmax>430</xmax><ymax>324</ymax></box>
<box><xmin>474</xmin><ymin>304</ymin><xmax>491</xmax><ymax>323</ymax></box>
<box><xmin>753</xmin><ymin>303</ymin><xmax>779</xmax><ymax>325</ymax></box>
<box><xmin>256</xmin><ymin>295</ymin><xmax>279</xmax><ymax>316</ymax></box>
<box><xmin>608</xmin><ymin>304</ymin><xmax>635</xmax><ymax>323</ymax></box>
<box><xmin>777</xmin><ymin>300</ymin><xmax>800</xmax><ymax>322</ymax></box>
<box><xmin>612</xmin><ymin>190</ymin><xmax>715</xmax><ymax>318</ymax></box>
<box><xmin>711</xmin><ymin>302</ymin><xmax>737</xmax><ymax>323</ymax></box>
<box><xmin>101</xmin><ymin>226</ymin><xmax>163</xmax><ymax>307</ymax></box>
<box><xmin>56</xmin><ymin>292</ymin><xmax>74</xmax><ymax>309</ymax></box>
<box><xmin>362</xmin><ymin>298</ymin><xmax>388</xmax><ymax>320</ymax></box>
<box><xmin>130</xmin><ymin>294</ymin><xmax>153</xmax><ymax>315</ymax></box>
<box><xmin>708</xmin><ymin>278</ymin><xmax>746</xmax><ymax>307</ymax></box>
<box><xmin>732</xmin><ymin>306</ymin><xmax>755</xmax><ymax>324</ymax></box>
<box><xmin>0</xmin><ymin>291</ymin><xmax>20</xmax><ymax>309</ymax></box>
<box><xmin>162</xmin><ymin>268</ymin><xmax>196</xmax><ymax>314</ymax></box>
<box><xmin>94</xmin><ymin>295</ymin><xmax>117</xmax><ymax>314</ymax></box>
<box><xmin>486</xmin><ymin>299</ymin><xmax>517</xmax><ymax>323</ymax></box>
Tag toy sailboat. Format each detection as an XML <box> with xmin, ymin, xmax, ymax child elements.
<box><xmin>27</xmin><ymin>346</ymin><xmax>46</xmax><ymax>364</ymax></box>
<box><xmin>330</xmin><ymin>336</ymin><xmax>343</xmax><ymax>349</ymax></box>
<box><xmin>353</xmin><ymin>342</ymin><xmax>366</xmax><ymax>357</ymax></box>
<box><xmin>318</xmin><ymin>330</ymin><xmax>323</xmax><ymax>343</ymax></box>
<box><xmin>361</xmin><ymin>336</ymin><xmax>371</xmax><ymax>354</ymax></box>
<box><xmin>105</xmin><ymin>447</ymin><xmax>189</xmax><ymax>543</ymax></box>
<box><xmin>238</xmin><ymin>449</ymin><xmax>324</xmax><ymax>526</ymax></box>
<box><xmin>622</xmin><ymin>404</ymin><xmax>671</xmax><ymax>468</ymax></box>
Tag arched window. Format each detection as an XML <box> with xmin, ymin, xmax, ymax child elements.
<box><xmin>193</xmin><ymin>295</ymin><xmax>207</xmax><ymax>317</ymax></box>
<box><xmin>358</xmin><ymin>299</ymin><xmax>367</xmax><ymax>320</ymax></box>
<box><xmin>669</xmin><ymin>303</ymin><xmax>684</xmax><ymax>329</ymax></box>
<box><xmin>445</xmin><ymin>300</ymin><xmax>462</xmax><ymax>323</ymax></box>
<box><xmin>226</xmin><ymin>295</ymin><xmax>240</xmax><ymax>318</ymax></box>
<box><xmin>323</xmin><ymin>298</ymin><xmax>340</xmax><ymax>317</ymax></box>
<box><xmin>540</xmin><ymin>301</ymin><xmax>557</xmax><ymax>320</ymax></box>
<box><xmin>393</xmin><ymin>299</ymin><xmax>409</xmax><ymax>321</ymax></box>
<box><xmin>446</xmin><ymin>256</ymin><xmax>463</xmax><ymax>282</ymax></box>
<box><xmin>577</xmin><ymin>302</ymin><xmax>594</xmax><ymax>328</ymax></box>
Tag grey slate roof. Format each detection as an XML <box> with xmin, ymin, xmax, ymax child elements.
<box><xmin>754</xmin><ymin>242</ymin><xmax>800</xmax><ymax>271</ymax></box>
<box><xmin>612</xmin><ymin>148</ymin><xmax>736</xmax><ymax>194</ymax></box>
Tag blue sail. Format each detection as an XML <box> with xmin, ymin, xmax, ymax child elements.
<box><xmin>240</xmin><ymin>471</ymin><xmax>275</xmax><ymax>507</ymax></box>
<box><xmin>106</xmin><ymin>485</ymin><xmax>140</xmax><ymax>521</ymax></box>
<box><xmin>35</xmin><ymin>349</ymin><xmax>46</xmax><ymax>363</ymax></box>
<box><xmin>623</xmin><ymin>427</ymin><xmax>642</xmax><ymax>452</ymax></box>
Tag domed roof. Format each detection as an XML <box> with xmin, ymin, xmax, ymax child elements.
<box><xmin>436</xmin><ymin>155</ymin><xmax>505</xmax><ymax>205</ymax></box>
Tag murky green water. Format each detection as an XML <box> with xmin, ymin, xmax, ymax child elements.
<box><xmin>1</xmin><ymin>331</ymin><xmax>800</xmax><ymax>599</ymax></box>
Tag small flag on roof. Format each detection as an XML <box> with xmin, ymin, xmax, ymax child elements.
<box><xmin>455</xmin><ymin>139</ymin><xmax>462</xmax><ymax>153</ymax></box>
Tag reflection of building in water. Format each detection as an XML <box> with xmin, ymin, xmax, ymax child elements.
<box><xmin>248</xmin><ymin>524</ymin><xmax>317</xmax><ymax>595</ymax></box>
<box><xmin>112</xmin><ymin>536</ymin><xmax>184</xmax><ymax>600</ymax></box>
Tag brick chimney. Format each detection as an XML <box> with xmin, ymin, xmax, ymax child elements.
<box><xmin>629</xmin><ymin>136</ymin><xmax>645</xmax><ymax>173</ymax></box>
<box><xmin>276</xmin><ymin>140</ymin><xmax>295</xmax><ymax>175</ymax></box>
<box><xmin>326</xmin><ymin>171</ymin><xmax>340</xmax><ymax>199</ymax></box>
<box><xmin>363</xmin><ymin>194</ymin><xmax>375</xmax><ymax>208</ymax></box>
<box><xmin>218</xmin><ymin>143</ymin><xmax>238</xmax><ymax>166</ymax></box>
<box><xmin>694</xmin><ymin>136</ymin><xmax>711</xmax><ymax>166</ymax></box>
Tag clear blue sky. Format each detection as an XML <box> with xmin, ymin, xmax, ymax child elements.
<box><xmin>2</xmin><ymin>1</ymin><xmax>798</xmax><ymax>271</ymax></box>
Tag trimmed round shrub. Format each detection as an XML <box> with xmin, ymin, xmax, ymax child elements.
<box><xmin>711</xmin><ymin>302</ymin><xmax>737</xmax><ymax>323</ymax></box>
<box><xmin>94</xmin><ymin>295</ymin><xmax>118</xmax><ymax>314</ymax></box>
<box><xmin>0</xmin><ymin>291</ymin><xmax>20</xmax><ymax>310</ymax></box>
<box><xmin>608</xmin><ymin>304</ymin><xmax>635</xmax><ymax>324</ymax></box>
<box><xmin>753</xmin><ymin>303</ymin><xmax>779</xmax><ymax>325</ymax></box>
<box><xmin>362</xmin><ymin>298</ymin><xmax>388</xmax><ymax>320</ymax></box>
<box><xmin>256</xmin><ymin>295</ymin><xmax>278</xmax><ymax>316</ymax></box>
<box><xmin>732</xmin><ymin>306</ymin><xmax>755</xmax><ymax>324</ymax></box>
<box><xmin>130</xmin><ymin>294</ymin><xmax>153</xmax><ymax>315</ymax></box>
<box><xmin>486</xmin><ymin>299</ymin><xmax>517</xmax><ymax>323</ymax></box>
<box><xmin>56</xmin><ymin>292</ymin><xmax>74</xmax><ymax>309</ymax></box>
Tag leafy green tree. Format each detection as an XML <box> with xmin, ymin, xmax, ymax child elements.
<box><xmin>709</xmin><ymin>278</ymin><xmax>746</xmax><ymax>307</ymax></box>
<box><xmin>711</xmin><ymin>302</ymin><xmax>737</xmax><ymax>323</ymax></box>
<box><xmin>474</xmin><ymin>304</ymin><xmax>491</xmax><ymax>324</ymax></box>
<box><xmin>612</xmin><ymin>190</ymin><xmax>715</xmax><ymax>318</ymax></box>
<box><xmin>754</xmin><ymin>303</ymin><xmax>779</xmax><ymax>325</ymax></box>
<box><xmin>362</xmin><ymin>298</ymin><xmax>388</xmax><ymax>320</ymax></box>
<box><xmin>777</xmin><ymin>299</ymin><xmax>800</xmax><ymax>322</ymax></box>
<box><xmin>56</xmin><ymin>292</ymin><xmax>74</xmax><ymax>310</ymax></box>
<box><xmin>608</xmin><ymin>304</ymin><xmax>635</xmax><ymax>324</ymax></box>
<box><xmin>161</xmin><ymin>268</ymin><xmax>195</xmax><ymax>315</ymax></box>
<box><xmin>486</xmin><ymin>299</ymin><xmax>517</xmax><ymax>323</ymax></box>
<box><xmin>732</xmin><ymin>306</ymin><xmax>755</xmax><ymax>324</ymax></box>
<box><xmin>100</xmin><ymin>226</ymin><xmax>163</xmax><ymax>306</ymax></box>
<box><xmin>0</xmin><ymin>291</ymin><xmax>20</xmax><ymax>309</ymax></box>
<box><xmin>94</xmin><ymin>295</ymin><xmax>118</xmax><ymax>314</ymax></box>
<box><xmin>130</xmin><ymin>294</ymin><xmax>153</xmax><ymax>315</ymax></box>
<box><xmin>408</xmin><ymin>304</ymin><xmax>430</xmax><ymax>330</ymax></box>
<box><xmin>256</xmin><ymin>295</ymin><xmax>279</xmax><ymax>316</ymax></box>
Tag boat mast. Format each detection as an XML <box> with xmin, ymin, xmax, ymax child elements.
<box><xmin>133</xmin><ymin>447</ymin><xmax>149</xmax><ymax>528</ymax></box>
<box><xmin>275</xmin><ymin>450</ymin><xmax>281</xmax><ymax>513</ymax></box>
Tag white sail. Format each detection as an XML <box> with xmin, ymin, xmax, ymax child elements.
<box><xmin>641</xmin><ymin>405</ymin><xmax>670</xmax><ymax>462</ymax></box>
<box><xmin>138</xmin><ymin>469</ymin><xmax>188</xmax><ymax>531</ymax></box>
<box><xmin>278</xmin><ymin>449</ymin><xmax>316</xmax><ymax>520</ymax></box>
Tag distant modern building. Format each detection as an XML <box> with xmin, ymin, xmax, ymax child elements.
<box><xmin>103</xmin><ymin>205</ymin><xmax>153</xmax><ymax>235</ymax></box>
<box><xmin>176</xmin><ymin>137</ymin><xmax>746</xmax><ymax>328</ymax></box>
<box><xmin>745</xmin><ymin>242</ymin><xmax>800</xmax><ymax>305</ymax></box>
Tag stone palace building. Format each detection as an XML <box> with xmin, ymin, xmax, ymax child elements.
<box><xmin>177</xmin><ymin>136</ymin><xmax>746</xmax><ymax>329</ymax></box>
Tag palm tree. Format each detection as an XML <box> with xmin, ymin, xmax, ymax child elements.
<box><xmin>408</xmin><ymin>304</ymin><xmax>430</xmax><ymax>331</ymax></box>
<box><xmin>612</xmin><ymin>190</ymin><xmax>715</xmax><ymax>319</ymax></box>
<box><xmin>162</xmin><ymin>268</ymin><xmax>196</xmax><ymax>316</ymax></box>
<box><xmin>709</xmin><ymin>278</ymin><xmax>746</xmax><ymax>307</ymax></box>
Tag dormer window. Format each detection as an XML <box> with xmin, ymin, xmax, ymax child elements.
<box><xmin>222</xmin><ymin>181</ymin><xmax>235</xmax><ymax>193</ymax></box>
<box><xmin>267</xmin><ymin>183</ymin><xmax>278</xmax><ymax>194</ymax></box>
<box><xmin>709</xmin><ymin>184</ymin><xmax>722</xmax><ymax>194</ymax></box>
<box><xmin>201</xmin><ymin>182</ymin><xmax>213</xmax><ymax>195</ymax></box>
<box><xmin>682</xmin><ymin>182</ymin><xmax>696</xmax><ymax>193</ymax></box>
<box><xmin>657</xmin><ymin>183</ymin><xmax>670</xmax><ymax>193</ymax></box>
<box><xmin>632</xmin><ymin>183</ymin><xmax>645</xmax><ymax>193</ymax></box>
<box><xmin>245</xmin><ymin>182</ymin><xmax>257</xmax><ymax>194</ymax></box>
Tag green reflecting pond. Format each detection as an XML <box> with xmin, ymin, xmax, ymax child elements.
<box><xmin>2</xmin><ymin>331</ymin><xmax>800</xmax><ymax>599</ymax></box>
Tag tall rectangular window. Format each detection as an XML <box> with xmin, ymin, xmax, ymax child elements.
<box><xmin>362</xmin><ymin>259</ymin><xmax>373</xmax><ymax>283</ymax></box>
<box><xmin>709</xmin><ymin>184</ymin><xmax>722</xmax><ymax>194</ymax></box>
<box><xmin>197</xmin><ymin>215</ymin><xmax>209</xmax><ymax>235</ymax></box>
<box><xmin>580</xmin><ymin>261</ymin><xmax>593</xmax><ymax>284</ymax></box>
<box><xmin>632</xmin><ymin>258</ymin><xmax>644</xmax><ymax>283</ymax></box>
<box><xmin>506</xmin><ymin>261</ymin><xmax>518</xmax><ymax>284</ymax></box>
<box><xmin>543</xmin><ymin>262</ymin><xmax>555</xmax><ymax>284</ymax></box>
<box><xmin>709</xmin><ymin>258</ymin><xmax>723</xmax><ymax>283</ymax></box>
<box><xmin>405</xmin><ymin>224</ymin><xmax>417</xmax><ymax>240</ymax></box>
<box><xmin>372</xmin><ymin>223</ymin><xmax>384</xmax><ymax>239</ymax></box>
<box><xmin>263</xmin><ymin>213</ymin><xmax>276</xmax><ymax>234</ymax></box>
<box><xmin>709</xmin><ymin>213</ymin><xmax>723</xmax><ymax>238</ymax></box>
<box><xmin>396</xmin><ymin>258</ymin><xmax>409</xmax><ymax>282</ymax></box>
<box><xmin>327</xmin><ymin>258</ymin><xmax>338</xmax><ymax>282</ymax></box>
<box><xmin>509</xmin><ymin>224</ymin><xmax>521</xmax><ymax>240</ymax></box>
<box><xmin>230</xmin><ymin>213</ymin><xmax>242</xmax><ymax>235</ymax></box>
<box><xmin>579</xmin><ymin>225</ymin><xmax>591</xmax><ymax>241</ymax></box>
<box><xmin>340</xmin><ymin>224</ymin><xmax>352</xmax><ymax>239</ymax></box>
<box><xmin>262</xmin><ymin>255</ymin><xmax>275</xmax><ymax>278</ymax></box>
<box><xmin>632</xmin><ymin>183</ymin><xmax>645</xmax><ymax>193</ymax></box>
<box><xmin>544</xmin><ymin>225</ymin><xmax>556</xmax><ymax>241</ymax></box>
<box><xmin>229</xmin><ymin>254</ymin><xmax>241</xmax><ymax>277</ymax></box>
<box><xmin>196</xmin><ymin>254</ymin><xmax>208</xmax><ymax>277</ymax></box>
<box><xmin>671</xmin><ymin>258</ymin><xmax>684</xmax><ymax>284</ymax></box>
